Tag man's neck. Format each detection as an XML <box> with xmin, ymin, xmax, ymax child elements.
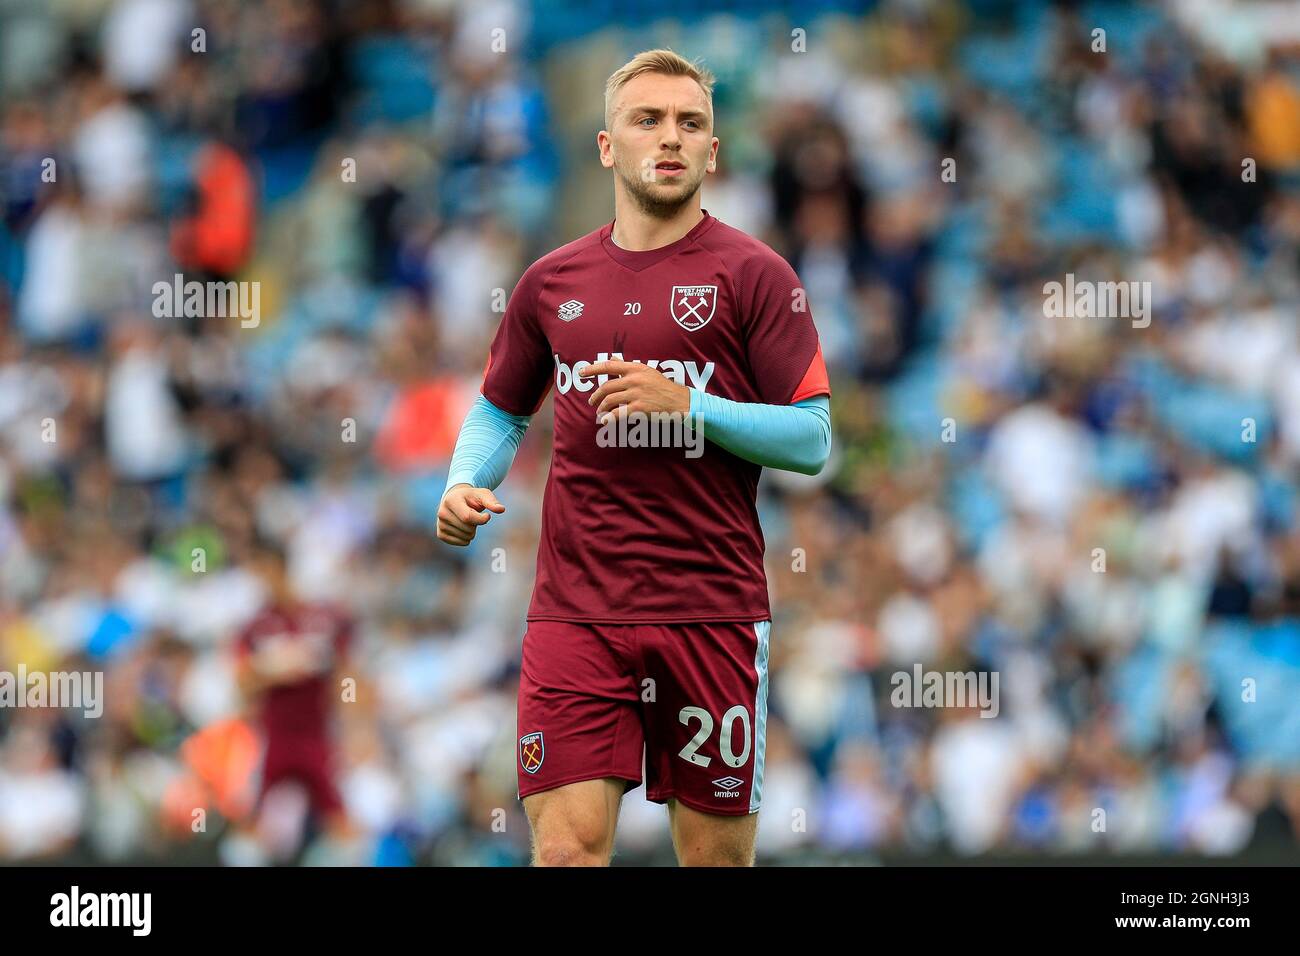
<box><xmin>610</xmin><ymin>196</ymin><xmax>704</xmax><ymax>251</ymax></box>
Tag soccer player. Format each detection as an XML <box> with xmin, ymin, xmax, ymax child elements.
<box><xmin>231</xmin><ymin>538</ymin><xmax>358</xmax><ymax>863</ymax></box>
<box><xmin>437</xmin><ymin>49</ymin><xmax>832</xmax><ymax>866</ymax></box>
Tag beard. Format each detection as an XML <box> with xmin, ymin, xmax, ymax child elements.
<box><xmin>614</xmin><ymin>157</ymin><xmax>705</xmax><ymax>219</ymax></box>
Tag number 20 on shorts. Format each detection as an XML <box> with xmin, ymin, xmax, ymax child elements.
<box><xmin>677</xmin><ymin>705</ymin><xmax>752</xmax><ymax>768</ymax></box>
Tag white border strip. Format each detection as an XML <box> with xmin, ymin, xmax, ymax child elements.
<box><xmin>750</xmin><ymin>619</ymin><xmax>770</xmax><ymax>813</ymax></box>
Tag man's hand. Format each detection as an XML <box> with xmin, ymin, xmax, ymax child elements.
<box><xmin>438</xmin><ymin>483</ymin><xmax>506</xmax><ymax>546</ymax></box>
<box><xmin>580</xmin><ymin>360</ymin><xmax>691</xmax><ymax>422</ymax></box>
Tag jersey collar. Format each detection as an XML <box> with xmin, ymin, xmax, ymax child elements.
<box><xmin>600</xmin><ymin>208</ymin><xmax>716</xmax><ymax>272</ymax></box>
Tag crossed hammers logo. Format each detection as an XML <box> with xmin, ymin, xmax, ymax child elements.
<box><xmin>671</xmin><ymin>285</ymin><xmax>716</xmax><ymax>331</ymax></box>
<box><xmin>677</xmin><ymin>294</ymin><xmax>708</xmax><ymax>323</ymax></box>
<box><xmin>520</xmin><ymin>734</ymin><xmax>544</xmax><ymax>773</ymax></box>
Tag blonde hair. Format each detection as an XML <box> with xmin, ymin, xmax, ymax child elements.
<box><xmin>604</xmin><ymin>49</ymin><xmax>716</xmax><ymax>130</ymax></box>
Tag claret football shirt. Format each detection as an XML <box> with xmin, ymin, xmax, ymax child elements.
<box><xmin>482</xmin><ymin>209</ymin><xmax>829</xmax><ymax>623</ymax></box>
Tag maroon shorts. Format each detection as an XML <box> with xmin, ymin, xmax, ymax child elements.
<box><xmin>516</xmin><ymin>619</ymin><xmax>771</xmax><ymax>816</ymax></box>
<box><xmin>259</xmin><ymin>738</ymin><xmax>344</xmax><ymax>818</ymax></box>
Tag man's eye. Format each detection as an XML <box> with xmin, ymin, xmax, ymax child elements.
<box><xmin>684</xmin><ymin>121</ymin><xmax>699</xmax><ymax>129</ymax></box>
<box><xmin>638</xmin><ymin>117</ymin><xmax>656</xmax><ymax>126</ymax></box>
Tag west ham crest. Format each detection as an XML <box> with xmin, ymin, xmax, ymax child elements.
<box><xmin>670</xmin><ymin>285</ymin><xmax>717</xmax><ymax>332</ymax></box>
<box><xmin>519</xmin><ymin>732</ymin><xmax>545</xmax><ymax>774</ymax></box>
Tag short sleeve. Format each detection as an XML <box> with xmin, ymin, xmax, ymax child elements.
<box><xmin>735</xmin><ymin>251</ymin><xmax>831</xmax><ymax>405</ymax></box>
<box><xmin>481</xmin><ymin>262</ymin><xmax>554</xmax><ymax>416</ymax></box>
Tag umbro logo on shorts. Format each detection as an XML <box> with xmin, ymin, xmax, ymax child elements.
<box><xmin>520</xmin><ymin>732</ymin><xmax>545</xmax><ymax>774</ymax></box>
<box><xmin>712</xmin><ymin>775</ymin><xmax>744</xmax><ymax>797</ymax></box>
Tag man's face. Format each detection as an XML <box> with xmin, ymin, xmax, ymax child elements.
<box><xmin>599</xmin><ymin>72</ymin><xmax>719</xmax><ymax>218</ymax></box>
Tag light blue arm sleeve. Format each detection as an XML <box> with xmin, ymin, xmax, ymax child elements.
<box><xmin>444</xmin><ymin>394</ymin><xmax>531</xmax><ymax>493</ymax></box>
<box><xmin>687</xmin><ymin>390</ymin><xmax>831</xmax><ymax>476</ymax></box>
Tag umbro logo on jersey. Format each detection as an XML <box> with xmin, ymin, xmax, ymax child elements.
<box><xmin>712</xmin><ymin>776</ymin><xmax>745</xmax><ymax>797</ymax></box>
<box><xmin>558</xmin><ymin>299</ymin><xmax>584</xmax><ymax>322</ymax></box>
<box><xmin>670</xmin><ymin>285</ymin><xmax>717</xmax><ymax>332</ymax></box>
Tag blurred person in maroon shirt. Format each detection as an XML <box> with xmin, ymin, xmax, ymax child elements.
<box><xmin>230</xmin><ymin>537</ymin><xmax>359</xmax><ymax>864</ymax></box>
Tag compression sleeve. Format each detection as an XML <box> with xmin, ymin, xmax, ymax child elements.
<box><xmin>687</xmin><ymin>390</ymin><xmax>831</xmax><ymax>476</ymax></box>
<box><xmin>444</xmin><ymin>394</ymin><xmax>531</xmax><ymax>493</ymax></box>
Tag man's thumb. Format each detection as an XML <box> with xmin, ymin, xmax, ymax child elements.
<box><xmin>472</xmin><ymin>489</ymin><xmax>506</xmax><ymax>513</ymax></box>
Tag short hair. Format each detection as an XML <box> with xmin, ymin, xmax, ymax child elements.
<box><xmin>604</xmin><ymin>49</ymin><xmax>716</xmax><ymax>130</ymax></box>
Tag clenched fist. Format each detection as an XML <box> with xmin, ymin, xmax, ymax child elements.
<box><xmin>438</xmin><ymin>484</ymin><xmax>506</xmax><ymax>546</ymax></box>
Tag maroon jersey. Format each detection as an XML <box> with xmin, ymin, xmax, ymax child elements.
<box><xmin>482</xmin><ymin>209</ymin><xmax>830</xmax><ymax>623</ymax></box>
<box><xmin>235</xmin><ymin>602</ymin><xmax>352</xmax><ymax>743</ymax></box>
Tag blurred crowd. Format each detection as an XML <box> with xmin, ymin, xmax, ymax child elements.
<box><xmin>2</xmin><ymin>0</ymin><xmax>1300</xmax><ymax>865</ymax></box>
